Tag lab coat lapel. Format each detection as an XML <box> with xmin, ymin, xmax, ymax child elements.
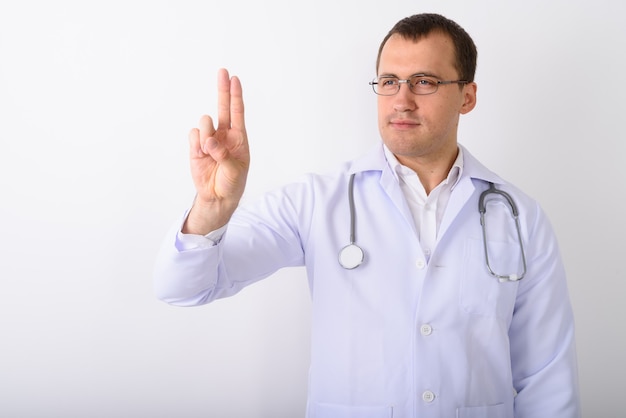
<box><xmin>438</xmin><ymin>177</ymin><xmax>475</xmax><ymax>241</ymax></box>
<box><xmin>379</xmin><ymin>163</ymin><xmax>418</xmax><ymax>236</ymax></box>
<box><xmin>349</xmin><ymin>143</ymin><xmax>417</xmax><ymax>237</ymax></box>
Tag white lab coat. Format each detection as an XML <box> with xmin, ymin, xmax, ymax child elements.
<box><xmin>154</xmin><ymin>143</ymin><xmax>580</xmax><ymax>418</ymax></box>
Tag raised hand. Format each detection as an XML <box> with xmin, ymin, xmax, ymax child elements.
<box><xmin>183</xmin><ymin>68</ymin><xmax>250</xmax><ymax>235</ymax></box>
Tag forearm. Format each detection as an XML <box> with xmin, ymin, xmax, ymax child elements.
<box><xmin>154</xmin><ymin>176</ymin><xmax>311</xmax><ymax>309</ymax></box>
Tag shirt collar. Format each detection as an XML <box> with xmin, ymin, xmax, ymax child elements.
<box><xmin>382</xmin><ymin>144</ymin><xmax>464</xmax><ymax>190</ymax></box>
<box><xmin>347</xmin><ymin>141</ymin><xmax>504</xmax><ymax>187</ymax></box>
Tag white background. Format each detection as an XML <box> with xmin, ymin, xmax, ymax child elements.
<box><xmin>1</xmin><ymin>0</ymin><xmax>624</xmax><ymax>417</ymax></box>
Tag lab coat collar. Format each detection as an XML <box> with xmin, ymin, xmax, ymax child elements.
<box><xmin>346</xmin><ymin>142</ymin><xmax>388</xmax><ymax>175</ymax></box>
<box><xmin>459</xmin><ymin>144</ymin><xmax>506</xmax><ymax>186</ymax></box>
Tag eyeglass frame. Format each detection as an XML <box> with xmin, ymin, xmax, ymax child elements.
<box><xmin>369</xmin><ymin>74</ymin><xmax>470</xmax><ymax>96</ymax></box>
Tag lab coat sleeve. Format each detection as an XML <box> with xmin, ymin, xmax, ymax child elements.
<box><xmin>509</xmin><ymin>202</ymin><xmax>581</xmax><ymax>417</ymax></box>
<box><xmin>152</xmin><ymin>213</ymin><xmax>223</xmax><ymax>306</ymax></box>
<box><xmin>153</xmin><ymin>178</ymin><xmax>312</xmax><ymax>307</ymax></box>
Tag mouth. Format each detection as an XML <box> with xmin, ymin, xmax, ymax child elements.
<box><xmin>389</xmin><ymin>119</ymin><xmax>420</xmax><ymax>129</ymax></box>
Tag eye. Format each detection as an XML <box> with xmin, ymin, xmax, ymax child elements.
<box><xmin>379</xmin><ymin>77</ymin><xmax>399</xmax><ymax>87</ymax></box>
<box><xmin>412</xmin><ymin>76</ymin><xmax>437</xmax><ymax>87</ymax></box>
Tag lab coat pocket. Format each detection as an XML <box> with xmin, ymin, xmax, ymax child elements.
<box><xmin>460</xmin><ymin>238</ymin><xmax>519</xmax><ymax>319</ymax></box>
<box><xmin>312</xmin><ymin>402</ymin><xmax>393</xmax><ymax>418</ymax></box>
<box><xmin>457</xmin><ymin>402</ymin><xmax>508</xmax><ymax>418</ymax></box>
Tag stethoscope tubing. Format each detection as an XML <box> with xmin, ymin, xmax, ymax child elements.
<box><xmin>348</xmin><ymin>172</ymin><xmax>357</xmax><ymax>245</ymax></box>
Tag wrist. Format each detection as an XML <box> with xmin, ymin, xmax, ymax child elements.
<box><xmin>182</xmin><ymin>199</ymin><xmax>235</xmax><ymax>235</ymax></box>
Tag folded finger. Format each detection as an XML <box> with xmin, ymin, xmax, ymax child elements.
<box><xmin>188</xmin><ymin>128</ymin><xmax>203</xmax><ymax>158</ymax></box>
<box><xmin>198</xmin><ymin>114</ymin><xmax>215</xmax><ymax>141</ymax></box>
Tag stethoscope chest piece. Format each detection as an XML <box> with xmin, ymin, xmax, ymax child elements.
<box><xmin>338</xmin><ymin>243</ymin><xmax>364</xmax><ymax>270</ymax></box>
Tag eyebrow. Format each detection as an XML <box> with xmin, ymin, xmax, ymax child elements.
<box><xmin>378</xmin><ymin>72</ymin><xmax>440</xmax><ymax>79</ymax></box>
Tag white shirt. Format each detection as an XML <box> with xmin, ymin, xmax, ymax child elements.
<box><xmin>384</xmin><ymin>145</ymin><xmax>462</xmax><ymax>262</ymax></box>
<box><xmin>154</xmin><ymin>143</ymin><xmax>580</xmax><ymax>418</ymax></box>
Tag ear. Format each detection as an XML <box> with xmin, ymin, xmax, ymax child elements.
<box><xmin>459</xmin><ymin>82</ymin><xmax>477</xmax><ymax>115</ymax></box>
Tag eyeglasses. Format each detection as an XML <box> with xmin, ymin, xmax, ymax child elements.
<box><xmin>369</xmin><ymin>74</ymin><xmax>469</xmax><ymax>96</ymax></box>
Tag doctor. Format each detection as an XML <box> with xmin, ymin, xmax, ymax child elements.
<box><xmin>154</xmin><ymin>13</ymin><xmax>580</xmax><ymax>418</ymax></box>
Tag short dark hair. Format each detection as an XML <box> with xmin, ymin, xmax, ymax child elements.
<box><xmin>376</xmin><ymin>13</ymin><xmax>477</xmax><ymax>82</ymax></box>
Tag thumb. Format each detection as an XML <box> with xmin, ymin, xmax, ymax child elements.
<box><xmin>203</xmin><ymin>135</ymin><xmax>230</xmax><ymax>163</ymax></box>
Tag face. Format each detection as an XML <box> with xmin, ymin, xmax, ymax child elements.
<box><xmin>376</xmin><ymin>32</ymin><xmax>477</xmax><ymax>168</ymax></box>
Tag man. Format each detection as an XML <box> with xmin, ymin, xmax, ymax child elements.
<box><xmin>154</xmin><ymin>13</ymin><xmax>580</xmax><ymax>417</ymax></box>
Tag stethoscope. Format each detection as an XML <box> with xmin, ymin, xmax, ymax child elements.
<box><xmin>338</xmin><ymin>173</ymin><xmax>365</xmax><ymax>269</ymax></box>
<box><xmin>478</xmin><ymin>181</ymin><xmax>527</xmax><ymax>282</ymax></box>
<box><xmin>338</xmin><ymin>175</ymin><xmax>528</xmax><ymax>282</ymax></box>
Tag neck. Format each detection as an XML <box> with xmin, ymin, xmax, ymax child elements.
<box><xmin>396</xmin><ymin>147</ymin><xmax>458</xmax><ymax>195</ymax></box>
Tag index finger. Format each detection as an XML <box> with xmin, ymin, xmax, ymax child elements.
<box><xmin>216</xmin><ymin>68</ymin><xmax>231</xmax><ymax>130</ymax></box>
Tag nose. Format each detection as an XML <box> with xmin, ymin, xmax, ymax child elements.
<box><xmin>392</xmin><ymin>83</ymin><xmax>417</xmax><ymax>112</ymax></box>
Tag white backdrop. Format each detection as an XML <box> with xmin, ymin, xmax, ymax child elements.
<box><xmin>1</xmin><ymin>0</ymin><xmax>624</xmax><ymax>417</ymax></box>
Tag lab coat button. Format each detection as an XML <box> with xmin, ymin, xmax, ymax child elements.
<box><xmin>422</xmin><ymin>390</ymin><xmax>435</xmax><ymax>403</ymax></box>
<box><xmin>416</xmin><ymin>259</ymin><xmax>426</xmax><ymax>269</ymax></box>
<box><xmin>420</xmin><ymin>324</ymin><xmax>433</xmax><ymax>336</ymax></box>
